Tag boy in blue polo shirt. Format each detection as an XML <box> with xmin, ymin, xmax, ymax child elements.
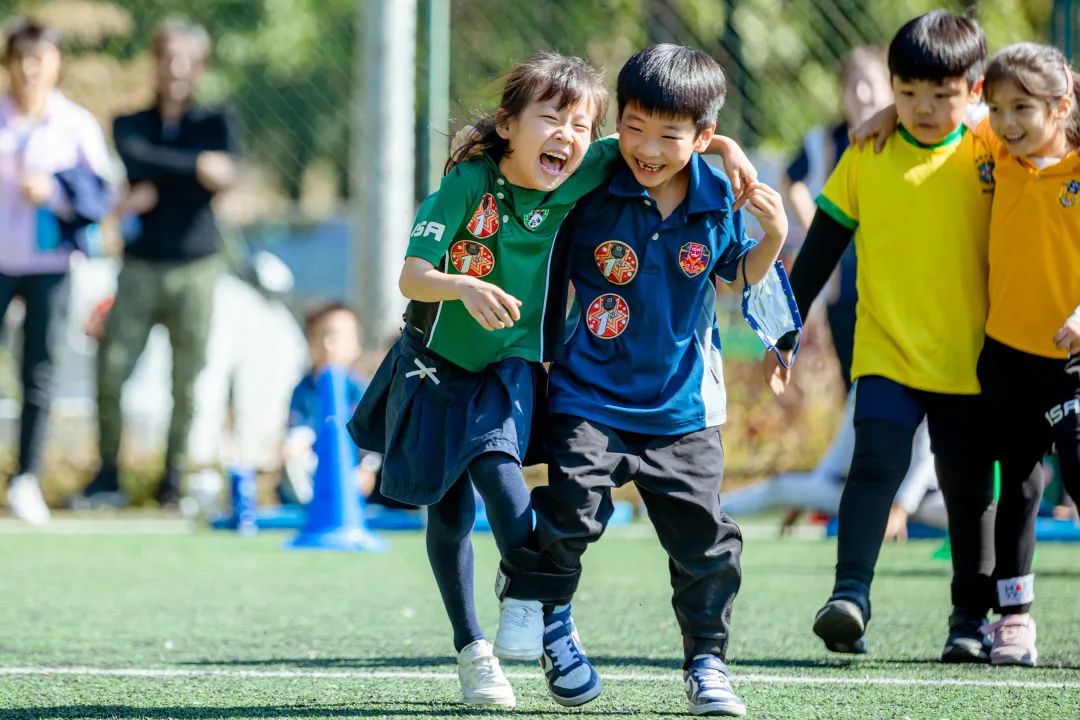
<box><xmin>492</xmin><ymin>45</ymin><xmax>788</xmax><ymax>717</ymax></box>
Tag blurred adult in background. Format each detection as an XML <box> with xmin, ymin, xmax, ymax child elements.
<box><xmin>75</xmin><ymin>21</ymin><xmax>238</xmax><ymax>508</ymax></box>
<box><xmin>781</xmin><ymin>45</ymin><xmax>892</xmax><ymax>387</ymax></box>
<box><xmin>0</xmin><ymin>18</ymin><xmax>112</xmax><ymax>524</ymax></box>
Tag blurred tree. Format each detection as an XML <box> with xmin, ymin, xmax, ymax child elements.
<box><xmin>0</xmin><ymin>0</ymin><xmax>1060</xmax><ymax>201</ymax></box>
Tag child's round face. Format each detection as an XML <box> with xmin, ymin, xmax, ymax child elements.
<box><xmin>308</xmin><ymin>310</ymin><xmax>362</xmax><ymax>370</ymax></box>
<box><xmin>892</xmin><ymin>76</ymin><xmax>975</xmax><ymax>145</ymax></box>
<box><xmin>616</xmin><ymin>103</ymin><xmax>713</xmax><ymax>190</ymax></box>
<box><xmin>987</xmin><ymin>78</ymin><xmax>1071</xmax><ymax>158</ymax></box>
<box><xmin>496</xmin><ymin>91</ymin><xmax>596</xmax><ymax>191</ymax></box>
<box><xmin>842</xmin><ymin>65</ymin><xmax>892</xmax><ymax>129</ymax></box>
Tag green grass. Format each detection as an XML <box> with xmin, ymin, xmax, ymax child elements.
<box><xmin>0</xmin><ymin>525</ymin><xmax>1078</xmax><ymax>719</ymax></box>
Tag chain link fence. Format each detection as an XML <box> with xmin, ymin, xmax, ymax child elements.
<box><xmin>0</xmin><ymin>0</ymin><xmax>1070</xmax><ymax>216</ymax></box>
<box><xmin>0</xmin><ymin>0</ymin><xmax>1076</xmax><ymax>480</ymax></box>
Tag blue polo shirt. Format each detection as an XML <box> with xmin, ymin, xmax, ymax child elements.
<box><xmin>549</xmin><ymin>154</ymin><xmax>755</xmax><ymax>435</ymax></box>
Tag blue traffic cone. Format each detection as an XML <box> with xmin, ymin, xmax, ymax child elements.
<box><xmin>285</xmin><ymin>365</ymin><xmax>387</xmax><ymax>552</ymax></box>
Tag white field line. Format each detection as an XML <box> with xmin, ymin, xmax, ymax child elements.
<box><xmin>1</xmin><ymin>666</ymin><xmax>1078</xmax><ymax>691</ymax></box>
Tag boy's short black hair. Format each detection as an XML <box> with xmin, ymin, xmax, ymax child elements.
<box><xmin>616</xmin><ymin>44</ymin><xmax>726</xmax><ymax>133</ymax></box>
<box><xmin>304</xmin><ymin>301</ymin><xmax>357</xmax><ymax>338</ymax></box>
<box><xmin>888</xmin><ymin>10</ymin><xmax>986</xmax><ymax>87</ymax></box>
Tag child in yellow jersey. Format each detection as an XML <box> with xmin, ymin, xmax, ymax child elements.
<box><xmin>967</xmin><ymin>42</ymin><xmax>1080</xmax><ymax>667</ymax></box>
<box><xmin>780</xmin><ymin>11</ymin><xmax>998</xmax><ymax>663</ymax></box>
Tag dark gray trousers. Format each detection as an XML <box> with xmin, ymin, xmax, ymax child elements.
<box><xmin>511</xmin><ymin>414</ymin><xmax>742</xmax><ymax>666</ymax></box>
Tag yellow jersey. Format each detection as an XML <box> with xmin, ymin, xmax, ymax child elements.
<box><xmin>975</xmin><ymin>119</ymin><xmax>1080</xmax><ymax>359</ymax></box>
<box><xmin>817</xmin><ymin>124</ymin><xmax>994</xmax><ymax>394</ymax></box>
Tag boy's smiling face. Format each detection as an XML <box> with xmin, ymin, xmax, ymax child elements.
<box><xmin>617</xmin><ymin>103</ymin><xmax>714</xmax><ymax>189</ymax></box>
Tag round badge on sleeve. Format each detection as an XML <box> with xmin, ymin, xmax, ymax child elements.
<box><xmin>585</xmin><ymin>293</ymin><xmax>629</xmax><ymax>339</ymax></box>
<box><xmin>450</xmin><ymin>240</ymin><xmax>495</xmax><ymax>277</ymax></box>
<box><xmin>593</xmin><ymin>241</ymin><xmax>639</xmax><ymax>285</ymax></box>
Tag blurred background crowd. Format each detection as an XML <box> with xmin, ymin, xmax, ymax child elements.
<box><xmin>0</xmin><ymin>0</ymin><xmax>1075</xmax><ymax>523</ymax></box>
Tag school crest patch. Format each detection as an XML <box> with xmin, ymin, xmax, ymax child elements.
<box><xmin>1060</xmin><ymin>179</ymin><xmax>1080</xmax><ymax>208</ymax></box>
<box><xmin>449</xmin><ymin>240</ymin><xmax>495</xmax><ymax>277</ymax></box>
<box><xmin>585</xmin><ymin>293</ymin><xmax>629</xmax><ymax>339</ymax></box>
<box><xmin>523</xmin><ymin>208</ymin><xmax>549</xmax><ymax>230</ymax></box>
<box><xmin>593</xmin><ymin>241</ymin><xmax>639</xmax><ymax>285</ymax></box>
<box><xmin>679</xmin><ymin>242</ymin><xmax>711</xmax><ymax>277</ymax></box>
<box><xmin>467</xmin><ymin>193</ymin><xmax>500</xmax><ymax>239</ymax></box>
<box><xmin>977</xmin><ymin>156</ymin><xmax>996</xmax><ymax>187</ymax></box>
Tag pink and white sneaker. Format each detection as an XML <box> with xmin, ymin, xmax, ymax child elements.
<box><xmin>981</xmin><ymin>615</ymin><xmax>1038</xmax><ymax>667</ymax></box>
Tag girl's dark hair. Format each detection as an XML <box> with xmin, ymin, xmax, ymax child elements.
<box><xmin>4</xmin><ymin>18</ymin><xmax>61</xmax><ymax>63</ymax></box>
<box><xmin>985</xmin><ymin>42</ymin><xmax>1080</xmax><ymax>149</ymax></box>
<box><xmin>446</xmin><ymin>52</ymin><xmax>608</xmax><ymax>173</ymax></box>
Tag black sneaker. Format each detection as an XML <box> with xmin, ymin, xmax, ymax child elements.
<box><xmin>155</xmin><ymin>466</ymin><xmax>183</xmax><ymax>507</ymax></box>
<box><xmin>813</xmin><ymin>598</ymin><xmax>868</xmax><ymax>654</ymax></box>
<box><xmin>941</xmin><ymin>610</ymin><xmax>991</xmax><ymax>663</ymax></box>
<box><xmin>70</xmin><ymin>463</ymin><xmax>127</xmax><ymax>509</ymax></box>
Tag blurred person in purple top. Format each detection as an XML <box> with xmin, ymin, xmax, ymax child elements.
<box><xmin>0</xmin><ymin>18</ymin><xmax>112</xmax><ymax>525</ymax></box>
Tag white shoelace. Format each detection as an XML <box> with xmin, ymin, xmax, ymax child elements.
<box><xmin>691</xmin><ymin>667</ymin><xmax>732</xmax><ymax>694</ymax></box>
<box><xmin>467</xmin><ymin>655</ymin><xmax>504</xmax><ymax>685</ymax></box>
<box><xmin>545</xmin><ymin>633</ymin><xmax>580</xmax><ymax>672</ymax></box>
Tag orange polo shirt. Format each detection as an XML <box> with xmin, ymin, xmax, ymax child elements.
<box><xmin>976</xmin><ymin>119</ymin><xmax>1080</xmax><ymax>359</ymax></box>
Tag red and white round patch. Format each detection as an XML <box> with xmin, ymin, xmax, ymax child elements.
<box><xmin>585</xmin><ymin>293</ymin><xmax>630</xmax><ymax>339</ymax></box>
<box><xmin>450</xmin><ymin>240</ymin><xmax>495</xmax><ymax>277</ymax></box>
<box><xmin>593</xmin><ymin>241</ymin><xmax>639</xmax><ymax>285</ymax></box>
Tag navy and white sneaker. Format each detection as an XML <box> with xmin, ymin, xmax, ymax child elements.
<box><xmin>684</xmin><ymin>655</ymin><xmax>746</xmax><ymax>717</ymax></box>
<box><xmin>539</xmin><ymin>605</ymin><xmax>602</xmax><ymax>707</ymax></box>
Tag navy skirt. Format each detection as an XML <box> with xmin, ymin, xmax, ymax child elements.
<box><xmin>348</xmin><ymin>325</ymin><xmax>548</xmax><ymax>506</ymax></box>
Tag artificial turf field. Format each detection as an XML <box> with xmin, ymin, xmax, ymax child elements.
<box><xmin>1</xmin><ymin>523</ymin><xmax>1078</xmax><ymax>719</ymax></box>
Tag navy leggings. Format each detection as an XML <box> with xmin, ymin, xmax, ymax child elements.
<box><xmin>425</xmin><ymin>451</ymin><xmax>533</xmax><ymax>652</ymax></box>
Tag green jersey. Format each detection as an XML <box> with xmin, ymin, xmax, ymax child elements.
<box><xmin>403</xmin><ymin>137</ymin><xmax>620</xmax><ymax>371</ymax></box>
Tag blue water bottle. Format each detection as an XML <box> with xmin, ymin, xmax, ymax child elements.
<box><xmin>229</xmin><ymin>465</ymin><xmax>258</xmax><ymax>536</ymax></box>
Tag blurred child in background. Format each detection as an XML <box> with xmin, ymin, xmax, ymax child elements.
<box><xmin>280</xmin><ymin>302</ymin><xmax>378</xmax><ymax>505</ymax></box>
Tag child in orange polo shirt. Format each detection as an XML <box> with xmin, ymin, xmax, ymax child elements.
<box><xmin>972</xmin><ymin>42</ymin><xmax>1080</xmax><ymax>667</ymax></box>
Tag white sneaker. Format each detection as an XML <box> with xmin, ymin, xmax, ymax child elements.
<box><xmin>6</xmin><ymin>474</ymin><xmax>50</xmax><ymax>525</ymax></box>
<box><xmin>494</xmin><ymin>598</ymin><xmax>544</xmax><ymax>660</ymax></box>
<box><xmin>457</xmin><ymin>639</ymin><xmax>515</xmax><ymax>706</ymax></box>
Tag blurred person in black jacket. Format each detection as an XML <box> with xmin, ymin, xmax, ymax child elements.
<box><xmin>75</xmin><ymin>21</ymin><xmax>239</xmax><ymax>508</ymax></box>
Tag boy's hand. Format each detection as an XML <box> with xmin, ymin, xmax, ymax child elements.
<box><xmin>850</xmin><ymin>105</ymin><xmax>898</xmax><ymax>153</ymax></box>
<box><xmin>456</xmin><ymin>276</ymin><xmax>522</xmax><ymax>331</ymax></box>
<box><xmin>1053</xmin><ymin>316</ymin><xmax>1080</xmax><ymax>355</ymax></box>
<box><xmin>715</xmin><ymin>136</ymin><xmax>757</xmax><ymax>205</ymax></box>
<box><xmin>762</xmin><ymin>348</ymin><xmax>793</xmax><ymax>397</ymax></box>
<box><xmin>450</xmin><ymin>124</ymin><xmax>482</xmax><ymax>160</ymax></box>
<box><xmin>742</xmin><ymin>182</ymin><xmax>788</xmax><ymax>241</ymax></box>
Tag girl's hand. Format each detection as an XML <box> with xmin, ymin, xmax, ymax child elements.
<box><xmin>456</xmin><ymin>276</ymin><xmax>522</xmax><ymax>331</ymax></box>
<box><xmin>1053</xmin><ymin>316</ymin><xmax>1080</xmax><ymax>355</ymax></box>
<box><xmin>849</xmin><ymin>105</ymin><xmax>899</xmax><ymax>153</ymax></box>
<box><xmin>742</xmin><ymin>181</ymin><xmax>788</xmax><ymax>241</ymax></box>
